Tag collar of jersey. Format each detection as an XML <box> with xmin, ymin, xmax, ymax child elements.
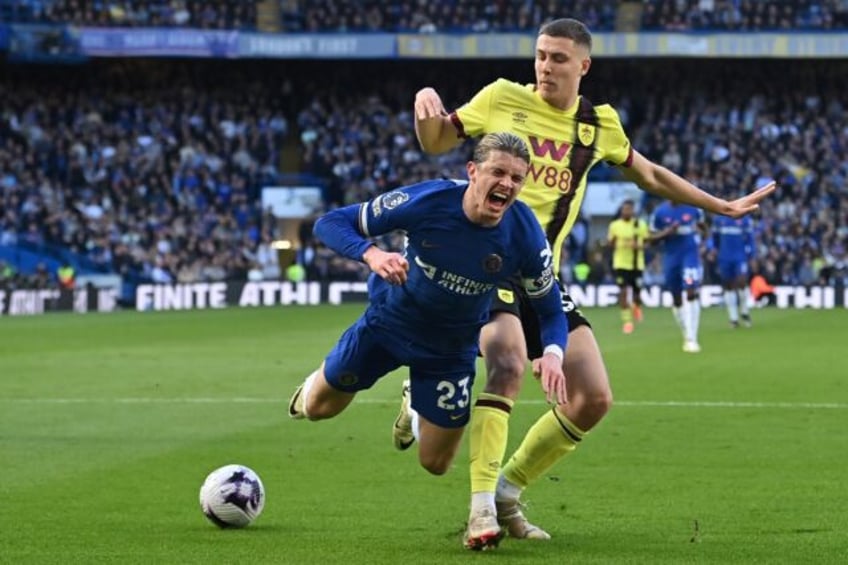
<box><xmin>525</xmin><ymin>84</ymin><xmax>581</xmax><ymax>116</ymax></box>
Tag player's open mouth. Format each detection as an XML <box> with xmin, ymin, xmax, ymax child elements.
<box><xmin>486</xmin><ymin>189</ymin><xmax>511</xmax><ymax>211</ymax></box>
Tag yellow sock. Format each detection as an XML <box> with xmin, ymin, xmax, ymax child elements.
<box><xmin>469</xmin><ymin>393</ymin><xmax>513</xmax><ymax>494</ymax></box>
<box><xmin>502</xmin><ymin>407</ymin><xmax>586</xmax><ymax>488</ymax></box>
<box><xmin>621</xmin><ymin>308</ymin><xmax>633</xmax><ymax>324</ymax></box>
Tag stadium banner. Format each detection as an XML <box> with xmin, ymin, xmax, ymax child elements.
<box><xmin>0</xmin><ymin>286</ymin><xmax>117</xmax><ymax>317</ymax></box>
<box><xmin>77</xmin><ymin>27</ymin><xmax>239</xmax><ymax>57</ymax></box>
<box><xmin>237</xmin><ymin>33</ymin><xmax>396</xmax><ymax>58</ymax></box>
<box><xmin>134</xmin><ymin>282</ymin><xmax>847</xmax><ymax>312</ymax></box>
<box><xmin>10</xmin><ymin>28</ymin><xmax>846</xmax><ymax>59</ymax></box>
<box><xmin>396</xmin><ymin>32</ymin><xmax>848</xmax><ymax>59</ymax></box>
<box><xmin>397</xmin><ymin>33</ymin><xmax>535</xmax><ymax>58</ymax></box>
<box><xmin>135</xmin><ymin>281</ymin><xmax>370</xmax><ymax>311</ymax></box>
<box><xmin>3</xmin><ymin>283</ymin><xmax>844</xmax><ymax>315</ymax></box>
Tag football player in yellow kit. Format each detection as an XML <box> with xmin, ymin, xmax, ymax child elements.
<box><xmin>401</xmin><ymin>17</ymin><xmax>775</xmax><ymax>550</ymax></box>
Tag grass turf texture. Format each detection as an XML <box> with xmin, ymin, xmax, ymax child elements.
<box><xmin>1</xmin><ymin>305</ymin><xmax>846</xmax><ymax>564</ymax></box>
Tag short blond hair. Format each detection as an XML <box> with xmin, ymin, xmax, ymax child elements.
<box><xmin>472</xmin><ymin>132</ymin><xmax>530</xmax><ymax>165</ymax></box>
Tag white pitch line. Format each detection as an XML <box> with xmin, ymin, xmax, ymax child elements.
<box><xmin>0</xmin><ymin>398</ymin><xmax>846</xmax><ymax>409</ymax></box>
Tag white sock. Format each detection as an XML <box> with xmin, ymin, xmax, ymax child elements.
<box><xmin>410</xmin><ymin>406</ymin><xmax>421</xmax><ymax>442</ymax></box>
<box><xmin>685</xmin><ymin>298</ymin><xmax>701</xmax><ymax>342</ymax></box>
<box><xmin>495</xmin><ymin>474</ymin><xmax>523</xmax><ymax>502</ymax></box>
<box><xmin>724</xmin><ymin>290</ymin><xmax>739</xmax><ymax>323</ymax></box>
<box><xmin>738</xmin><ymin>289</ymin><xmax>750</xmax><ymax>316</ymax></box>
<box><xmin>470</xmin><ymin>492</ymin><xmax>496</xmax><ymax>515</ymax></box>
<box><xmin>672</xmin><ymin>306</ymin><xmax>686</xmax><ymax>337</ymax></box>
<box><xmin>300</xmin><ymin>370</ymin><xmax>320</xmax><ymax>418</ymax></box>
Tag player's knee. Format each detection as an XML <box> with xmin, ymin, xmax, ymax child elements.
<box><xmin>419</xmin><ymin>453</ymin><xmax>453</xmax><ymax>476</ymax></box>
<box><xmin>304</xmin><ymin>396</ymin><xmax>340</xmax><ymax>421</ymax></box>
<box><xmin>304</xmin><ymin>401</ymin><xmax>331</xmax><ymax>421</ymax></box>
<box><xmin>569</xmin><ymin>383</ymin><xmax>613</xmax><ymax>425</ymax></box>
<box><xmin>589</xmin><ymin>386</ymin><xmax>614</xmax><ymax>417</ymax></box>
<box><xmin>484</xmin><ymin>350</ymin><xmax>525</xmax><ymax>397</ymax></box>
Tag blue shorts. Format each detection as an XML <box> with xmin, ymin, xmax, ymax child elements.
<box><xmin>324</xmin><ymin>313</ymin><xmax>476</xmax><ymax>428</ymax></box>
<box><xmin>663</xmin><ymin>252</ymin><xmax>702</xmax><ymax>295</ymax></box>
<box><xmin>718</xmin><ymin>259</ymin><xmax>748</xmax><ymax>283</ymax></box>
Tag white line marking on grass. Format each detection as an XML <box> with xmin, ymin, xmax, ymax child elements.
<box><xmin>1</xmin><ymin>398</ymin><xmax>846</xmax><ymax>409</ymax></box>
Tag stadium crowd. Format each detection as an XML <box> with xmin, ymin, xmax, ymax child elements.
<box><xmin>281</xmin><ymin>0</ymin><xmax>618</xmax><ymax>33</ymax></box>
<box><xmin>2</xmin><ymin>59</ymin><xmax>847</xmax><ymax>292</ymax></box>
<box><xmin>3</xmin><ymin>0</ymin><xmax>848</xmax><ymax>31</ymax></box>
<box><xmin>0</xmin><ymin>62</ymin><xmax>287</xmax><ymax>292</ymax></box>
<box><xmin>641</xmin><ymin>0</ymin><xmax>848</xmax><ymax>31</ymax></box>
<box><xmin>1</xmin><ymin>0</ymin><xmax>257</xmax><ymax>29</ymax></box>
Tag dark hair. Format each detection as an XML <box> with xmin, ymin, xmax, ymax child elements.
<box><xmin>472</xmin><ymin>132</ymin><xmax>530</xmax><ymax>165</ymax></box>
<box><xmin>538</xmin><ymin>18</ymin><xmax>592</xmax><ymax>52</ymax></box>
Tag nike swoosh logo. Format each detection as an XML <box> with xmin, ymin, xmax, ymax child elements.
<box><xmin>450</xmin><ymin>412</ymin><xmax>467</xmax><ymax>421</ymax></box>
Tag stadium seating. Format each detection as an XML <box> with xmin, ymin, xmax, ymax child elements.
<box><xmin>0</xmin><ymin>0</ymin><xmax>258</xmax><ymax>29</ymax></box>
<box><xmin>641</xmin><ymin>0</ymin><xmax>848</xmax><ymax>31</ymax></box>
<box><xmin>3</xmin><ymin>1</ymin><xmax>847</xmax><ymax>31</ymax></box>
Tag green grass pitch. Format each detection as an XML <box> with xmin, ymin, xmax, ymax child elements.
<box><xmin>1</xmin><ymin>305</ymin><xmax>846</xmax><ymax>564</ymax></box>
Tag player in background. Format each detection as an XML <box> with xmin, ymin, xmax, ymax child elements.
<box><xmin>288</xmin><ymin>133</ymin><xmax>568</xmax><ymax>511</ymax></box>
<box><xmin>712</xmin><ymin>214</ymin><xmax>755</xmax><ymax>328</ymax></box>
<box><xmin>607</xmin><ymin>199</ymin><xmax>649</xmax><ymax>334</ymax></box>
<box><xmin>650</xmin><ymin>200</ymin><xmax>707</xmax><ymax>352</ymax></box>
<box><xmin>409</xmin><ymin>17</ymin><xmax>776</xmax><ymax>547</ymax></box>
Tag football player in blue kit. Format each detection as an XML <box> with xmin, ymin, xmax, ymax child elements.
<box><xmin>712</xmin><ymin>214</ymin><xmax>755</xmax><ymax>328</ymax></box>
<box><xmin>288</xmin><ymin>132</ymin><xmax>569</xmax><ymax>478</ymax></box>
<box><xmin>651</xmin><ymin>200</ymin><xmax>707</xmax><ymax>353</ymax></box>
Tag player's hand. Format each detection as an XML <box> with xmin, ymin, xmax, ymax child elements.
<box><xmin>363</xmin><ymin>247</ymin><xmax>409</xmax><ymax>285</ymax></box>
<box><xmin>532</xmin><ymin>353</ymin><xmax>568</xmax><ymax>405</ymax></box>
<box><xmin>723</xmin><ymin>181</ymin><xmax>777</xmax><ymax>218</ymax></box>
<box><xmin>660</xmin><ymin>222</ymin><xmax>679</xmax><ymax>237</ymax></box>
<box><xmin>414</xmin><ymin>87</ymin><xmax>447</xmax><ymax>120</ymax></box>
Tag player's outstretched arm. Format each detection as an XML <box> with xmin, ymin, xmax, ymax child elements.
<box><xmin>622</xmin><ymin>150</ymin><xmax>777</xmax><ymax>218</ymax></box>
<box><xmin>414</xmin><ymin>87</ymin><xmax>463</xmax><ymax>155</ymax></box>
<box><xmin>313</xmin><ymin>205</ymin><xmax>408</xmax><ymax>285</ymax></box>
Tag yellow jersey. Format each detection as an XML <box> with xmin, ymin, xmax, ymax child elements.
<box><xmin>608</xmin><ymin>218</ymin><xmax>649</xmax><ymax>271</ymax></box>
<box><xmin>452</xmin><ymin>78</ymin><xmax>633</xmax><ymax>269</ymax></box>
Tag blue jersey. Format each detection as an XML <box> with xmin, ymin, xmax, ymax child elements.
<box><xmin>713</xmin><ymin>215</ymin><xmax>754</xmax><ymax>262</ymax></box>
<box><xmin>314</xmin><ymin>179</ymin><xmax>564</xmax><ymax>346</ymax></box>
<box><xmin>651</xmin><ymin>203</ymin><xmax>704</xmax><ymax>257</ymax></box>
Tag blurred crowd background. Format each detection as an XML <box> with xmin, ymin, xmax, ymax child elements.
<box><xmin>1</xmin><ymin>0</ymin><xmax>846</xmax><ymax>299</ymax></box>
<box><xmin>4</xmin><ymin>1</ymin><xmax>848</xmax><ymax>31</ymax></box>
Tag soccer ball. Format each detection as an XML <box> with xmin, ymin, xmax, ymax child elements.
<box><xmin>199</xmin><ymin>464</ymin><xmax>265</xmax><ymax>528</ymax></box>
